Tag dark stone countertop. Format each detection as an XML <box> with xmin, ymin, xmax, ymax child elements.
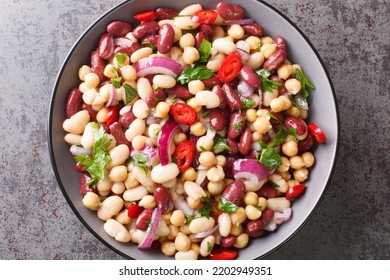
<box><xmin>0</xmin><ymin>0</ymin><xmax>388</xmax><ymax>259</ymax></box>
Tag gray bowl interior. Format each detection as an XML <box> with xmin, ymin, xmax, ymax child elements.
<box><xmin>49</xmin><ymin>0</ymin><xmax>338</xmax><ymax>259</ymax></box>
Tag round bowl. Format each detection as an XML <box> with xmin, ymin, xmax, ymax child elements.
<box><xmin>49</xmin><ymin>0</ymin><xmax>338</xmax><ymax>260</ymax></box>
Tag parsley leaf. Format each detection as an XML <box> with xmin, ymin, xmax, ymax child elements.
<box><xmin>131</xmin><ymin>153</ymin><xmax>149</xmax><ymax>175</ymax></box>
<box><xmin>198</xmin><ymin>39</ymin><xmax>212</xmax><ymax>63</ymax></box>
<box><xmin>123</xmin><ymin>83</ymin><xmax>138</xmax><ymax>105</ymax></box>
<box><xmin>186</xmin><ymin>197</ymin><xmax>216</xmax><ymax>222</ymax></box>
<box><xmin>177</xmin><ymin>65</ymin><xmax>213</xmax><ymax>85</ymax></box>
<box><xmin>295</xmin><ymin>68</ymin><xmax>316</xmax><ymax>100</ymax></box>
<box><xmin>218</xmin><ymin>196</ymin><xmax>238</xmax><ymax>213</ymax></box>
<box><xmin>111</xmin><ymin>67</ymin><xmax>119</xmax><ymax>77</ymax></box>
<box><xmin>115</xmin><ymin>53</ymin><xmax>127</xmax><ymax>67</ymax></box>
<box><xmin>258</xmin><ymin>147</ymin><xmax>282</xmax><ymax>169</ymax></box>
<box><xmin>141</xmin><ymin>41</ymin><xmax>157</xmax><ymax>52</ymax></box>
<box><xmin>75</xmin><ymin>126</ymin><xmax>112</xmax><ymax>187</ymax></box>
<box><xmin>111</xmin><ymin>77</ymin><xmax>122</xmax><ymax>89</ymax></box>
<box><xmin>207</xmin><ymin>241</ymin><xmax>212</xmax><ymax>252</ymax></box>
<box><xmin>233</xmin><ymin>120</ymin><xmax>244</xmax><ymax>131</ymax></box>
<box><xmin>213</xmin><ymin>133</ymin><xmax>232</xmax><ymax>152</ymax></box>
<box><xmin>256</xmin><ymin>68</ymin><xmax>282</xmax><ymax>92</ymax></box>
<box><xmin>241</xmin><ymin>97</ymin><xmax>257</xmax><ymax>109</ymax></box>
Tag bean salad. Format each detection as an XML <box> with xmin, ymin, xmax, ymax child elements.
<box><xmin>62</xmin><ymin>2</ymin><xmax>327</xmax><ymax>260</ymax></box>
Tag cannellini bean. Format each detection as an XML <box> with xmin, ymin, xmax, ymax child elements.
<box><xmin>175</xmin><ymin>250</ymin><xmax>198</xmax><ymax>260</ymax></box>
<box><xmin>115</xmin><ymin>209</ymin><xmax>131</xmax><ymax>225</ymax></box>
<box><xmin>109</xmin><ymin>165</ymin><xmax>128</xmax><ymax>183</ymax></box>
<box><xmin>195</xmin><ymin>90</ymin><xmax>221</xmax><ymax>109</ymax></box>
<box><xmin>189</xmin><ymin>217</ymin><xmax>215</xmax><ymax>234</ymax></box>
<box><xmin>212</xmin><ymin>38</ymin><xmax>236</xmax><ymax>54</ymax></box>
<box><xmin>106</xmin><ymin>144</ymin><xmax>130</xmax><ymax>169</ymax></box>
<box><xmin>138</xmin><ymin>195</ymin><xmax>156</xmax><ymax>209</ymax></box>
<box><xmin>82</xmin><ymin>192</ymin><xmax>101</xmax><ymax>210</ymax></box>
<box><xmin>130</xmin><ymin>229</ymin><xmax>147</xmax><ymax>244</ymax></box>
<box><xmin>130</xmin><ymin>47</ymin><xmax>153</xmax><ymax>63</ymax></box>
<box><xmin>80</xmin><ymin>122</ymin><xmax>99</xmax><ymax>150</ymax></box>
<box><xmin>175</xmin><ymin>232</ymin><xmax>191</xmax><ymax>251</ymax></box>
<box><xmin>153</xmin><ymin>75</ymin><xmax>176</xmax><ymax>89</ymax></box>
<box><xmin>125</xmin><ymin>118</ymin><xmax>146</xmax><ymax>142</ymax></box>
<box><xmin>137</xmin><ymin>77</ymin><xmax>153</xmax><ymax>101</ymax></box>
<box><xmin>151</xmin><ymin>163</ymin><xmax>180</xmax><ymax>183</ymax></box>
<box><xmin>156</xmin><ymin>219</ymin><xmax>170</xmax><ymax>237</ymax></box>
<box><xmin>132</xmin><ymin>166</ymin><xmax>154</xmax><ymax>188</ymax></box>
<box><xmin>267</xmin><ymin>197</ymin><xmax>291</xmax><ymax>212</ymax></box>
<box><xmin>184</xmin><ymin>181</ymin><xmax>207</xmax><ymax>200</ymax></box>
<box><xmin>62</xmin><ymin>110</ymin><xmax>90</xmax><ymax>135</ymax></box>
<box><xmin>179</xmin><ymin>3</ymin><xmax>202</xmax><ymax>15</ymax></box>
<box><xmin>174</xmin><ymin>16</ymin><xmax>200</xmax><ymax>30</ymax></box>
<box><xmin>123</xmin><ymin>185</ymin><xmax>148</xmax><ymax>202</ymax></box>
<box><xmin>218</xmin><ymin>213</ymin><xmax>232</xmax><ymax>237</ymax></box>
<box><xmin>132</xmin><ymin>99</ymin><xmax>150</xmax><ymax>119</ymax></box>
<box><xmin>97</xmin><ymin>176</ymin><xmax>112</xmax><ymax>194</ymax></box>
<box><xmin>104</xmin><ymin>219</ymin><xmax>131</xmax><ymax>243</ymax></box>
<box><xmin>64</xmin><ymin>133</ymin><xmax>82</xmax><ymax>145</ymax></box>
<box><xmin>97</xmin><ymin>196</ymin><xmax>124</xmax><ymax>221</ymax></box>
<box><xmin>200</xmin><ymin>235</ymin><xmax>215</xmax><ymax>257</ymax></box>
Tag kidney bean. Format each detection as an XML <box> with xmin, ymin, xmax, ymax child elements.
<box><xmin>142</xmin><ymin>34</ymin><xmax>159</xmax><ymax>46</ymax></box>
<box><xmin>222</xmin><ymin>180</ymin><xmax>245</xmax><ymax>205</ymax></box>
<box><xmin>200</xmin><ymin>24</ymin><xmax>214</xmax><ymax>40</ymax></box>
<box><xmin>81</xmin><ymin>103</ymin><xmax>97</xmax><ymax>122</ymax></box>
<box><xmin>165</xmin><ymin>84</ymin><xmax>192</xmax><ymax>100</ymax></box>
<box><xmin>242</xmin><ymin>23</ymin><xmax>264</xmax><ymax>36</ymax></box>
<box><xmin>155</xmin><ymin>7</ymin><xmax>178</xmax><ymax>20</ymax></box>
<box><xmin>228</xmin><ymin>111</ymin><xmax>246</xmax><ymax>139</ymax></box>
<box><xmin>221</xmin><ymin>235</ymin><xmax>237</xmax><ymax>248</ymax></box>
<box><xmin>106</xmin><ymin>21</ymin><xmax>132</xmax><ymax>37</ymax></box>
<box><xmin>153</xmin><ymin>186</ymin><xmax>174</xmax><ymax>214</ymax></box>
<box><xmin>216</xmin><ymin>2</ymin><xmax>245</xmax><ymax>20</ymax></box>
<box><xmin>239</xmin><ymin>127</ymin><xmax>251</xmax><ymax>155</ymax></box>
<box><xmin>239</xmin><ymin>65</ymin><xmax>260</xmax><ymax>88</ymax></box>
<box><xmin>246</xmin><ymin>219</ymin><xmax>265</xmax><ymax>238</ymax></box>
<box><xmin>256</xmin><ymin>183</ymin><xmax>278</xmax><ymax>199</ymax></box>
<box><xmin>263</xmin><ymin>49</ymin><xmax>287</xmax><ymax>71</ymax></box>
<box><xmin>222</xmin><ymin>83</ymin><xmax>242</xmax><ymax>111</ymax></box>
<box><xmin>267</xmin><ymin>108</ymin><xmax>284</xmax><ymax>126</ymax></box>
<box><xmin>98</xmin><ymin>33</ymin><xmax>114</xmax><ymax>60</ymax></box>
<box><xmin>135</xmin><ymin>209</ymin><xmax>154</xmax><ymax>231</ymax></box>
<box><xmin>157</xmin><ymin>23</ymin><xmax>174</xmax><ymax>54</ymax></box>
<box><xmin>202</xmin><ymin>74</ymin><xmax>222</xmax><ymax>89</ymax></box>
<box><xmin>118</xmin><ymin>110</ymin><xmax>136</xmax><ymax>128</ymax></box>
<box><xmin>90</xmin><ymin>50</ymin><xmax>105</xmax><ymax>81</ymax></box>
<box><xmin>80</xmin><ymin>174</ymin><xmax>96</xmax><ymax>196</ymax></box>
<box><xmin>114</xmin><ymin>41</ymin><xmax>140</xmax><ymax>56</ymax></box>
<box><xmin>298</xmin><ymin>132</ymin><xmax>315</xmax><ymax>153</ymax></box>
<box><xmin>132</xmin><ymin>21</ymin><xmax>159</xmax><ymax>39</ymax></box>
<box><xmin>146</xmin><ymin>88</ymin><xmax>167</xmax><ymax>107</ymax></box>
<box><xmin>109</xmin><ymin>122</ymin><xmax>131</xmax><ymax>148</ymax></box>
<box><xmin>211</xmin><ymin>84</ymin><xmax>226</xmax><ymax>109</ymax></box>
<box><xmin>274</xmin><ymin>35</ymin><xmax>286</xmax><ymax>50</ymax></box>
<box><xmin>284</xmin><ymin>116</ymin><xmax>307</xmax><ymax>135</ymax></box>
<box><xmin>226</xmin><ymin>139</ymin><xmax>239</xmax><ymax>156</ymax></box>
<box><xmin>227</xmin><ymin>78</ymin><xmax>240</xmax><ymax>89</ymax></box>
<box><xmin>261</xmin><ymin>209</ymin><xmax>274</xmax><ymax>224</ymax></box>
<box><xmin>66</xmin><ymin>88</ymin><xmax>83</xmax><ymax>118</ymax></box>
<box><xmin>210</xmin><ymin>107</ymin><xmax>229</xmax><ymax>131</ymax></box>
<box><xmin>195</xmin><ymin>31</ymin><xmax>207</xmax><ymax>49</ymax></box>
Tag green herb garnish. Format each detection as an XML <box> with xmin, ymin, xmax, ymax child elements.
<box><xmin>213</xmin><ymin>133</ymin><xmax>232</xmax><ymax>152</ymax></box>
<box><xmin>123</xmin><ymin>83</ymin><xmax>138</xmax><ymax>105</ymax></box>
<box><xmin>115</xmin><ymin>53</ymin><xmax>127</xmax><ymax>67</ymax></box>
<box><xmin>294</xmin><ymin>68</ymin><xmax>316</xmax><ymax>100</ymax></box>
<box><xmin>218</xmin><ymin>196</ymin><xmax>238</xmax><ymax>213</ymax></box>
<box><xmin>141</xmin><ymin>41</ymin><xmax>157</xmax><ymax>52</ymax></box>
<box><xmin>111</xmin><ymin>77</ymin><xmax>122</xmax><ymax>89</ymax></box>
<box><xmin>256</xmin><ymin>68</ymin><xmax>282</xmax><ymax>92</ymax></box>
<box><xmin>131</xmin><ymin>153</ymin><xmax>149</xmax><ymax>175</ymax></box>
<box><xmin>241</xmin><ymin>98</ymin><xmax>257</xmax><ymax>109</ymax></box>
<box><xmin>177</xmin><ymin>64</ymin><xmax>213</xmax><ymax>85</ymax></box>
<box><xmin>198</xmin><ymin>39</ymin><xmax>212</xmax><ymax>63</ymax></box>
<box><xmin>258</xmin><ymin>147</ymin><xmax>282</xmax><ymax>170</ymax></box>
<box><xmin>75</xmin><ymin>126</ymin><xmax>112</xmax><ymax>187</ymax></box>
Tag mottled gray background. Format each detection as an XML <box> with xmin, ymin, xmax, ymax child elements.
<box><xmin>0</xmin><ymin>0</ymin><xmax>388</xmax><ymax>259</ymax></box>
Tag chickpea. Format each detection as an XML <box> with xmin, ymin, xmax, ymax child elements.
<box><xmin>196</xmin><ymin>136</ymin><xmax>213</xmax><ymax>152</ymax></box>
<box><xmin>173</xmin><ymin>132</ymin><xmax>187</xmax><ymax>145</ymax></box>
<box><xmin>179</xmin><ymin>33</ymin><xmax>195</xmax><ymax>48</ymax></box>
<box><xmin>285</xmin><ymin>78</ymin><xmax>302</xmax><ymax>95</ymax></box>
<box><xmin>82</xmin><ymin>192</ymin><xmax>101</xmax><ymax>210</ymax></box>
<box><xmin>277</xmin><ymin>63</ymin><xmax>294</xmax><ymax>80</ymax></box>
<box><xmin>245</xmin><ymin>36</ymin><xmax>261</xmax><ymax>50</ymax></box>
<box><xmin>103</xmin><ymin>64</ymin><xmax>117</xmax><ymax>79</ymax></box>
<box><xmin>287</xmin><ymin>179</ymin><xmax>300</xmax><ymax>188</ymax></box>
<box><xmin>167</xmin><ymin>224</ymin><xmax>179</xmax><ymax>240</ymax></box>
<box><xmin>120</xmin><ymin>65</ymin><xmax>137</xmax><ymax>81</ymax></box>
<box><xmin>228</xmin><ymin>24</ymin><xmax>245</xmax><ymax>40</ymax></box>
<box><xmin>155</xmin><ymin>101</ymin><xmax>170</xmax><ymax>118</ymax></box>
<box><xmin>290</xmin><ymin>155</ymin><xmax>306</xmax><ymax>170</ymax></box>
<box><xmin>198</xmin><ymin>151</ymin><xmax>217</xmax><ymax>167</ymax></box>
<box><xmin>282</xmin><ymin>140</ymin><xmax>298</xmax><ymax>157</ymax></box>
<box><xmin>260</xmin><ymin>43</ymin><xmax>277</xmax><ymax>59</ymax></box>
<box><xmin>257</xmin><ymin>197</ymin><xmax>268</xmax><ymax>211</ymax></box>
<box><xmin>230</xmin><ymin>224</ymin><xmax>243</xmax><ymax>236</ymax></box>
<box><xmin>277</xmin><ymin>157</ymin><xmax>290</xmax><ymax>173</ymax></box>
<box><xmin>301</xmin><ymin>152</ymin><xmax>315</xmax><ymax>168</ymax></box>
<box><xmin>247</xmin><ymin>52</ymin><xmax>265</xmax><ymax>70</ymax></box>
<box><xmin>78</xmin><ymin>65</ymin><xmax>91</xmax><ymax>81</ymax></box>
<box><xmin>84</xmin><ymin>72</ymin><xmax>100</xmax><ymax>89</ymax></box>
<box><xmin>246</xmin><ymin>109</ymin><xmax>257</xmax><ymax>123</ymax></box>
<box><xmin>230</xmin><ymin>207</ymin><xmax>247</xmax><ymax>226</ymax></box>
<box><xmin>206</xmin><ymin>166</ymin><xmax>225</xmax><ymax>183</ymax></box>
<box><xmin>190</xmin><ymin>122</ymin><xmax>206</xmax><ymax>136</ymax></box>
<box><xmin>243</xmin><ymin>192</ymin><xmax>259</xmax><ymax>206</ymax></box>
<box><xmin>109</xmin><ymin>166</ymin><xmax>128</xmax><ymax>183</ymax></box>
<box><xmin>111</xmin><ymin>182</ymin><xmax>125</xmax><ymax>195</ymax></box>
<box><xmin>253</xmin><ymin>117</ymin><xmax>272</xmax><ymax>134</ymax></box>
<box><xmin>175</xmin><ymin>232</ymin><xmax>191</xmax><ymax>251</ymax></box>
<box><xmin>180</xmin><ymin>224</ymin><xmax>192</xmax><ymax>235</ymax></box>
<box><xmin>161</xmin><ymin>241</ymin><xmax>177</xmax><ymax>256</ymax></box>
<box><xmin>183</xmin><ymin>47</ymin><xmax>199</xmax><ymax>65</ymax></box>
<box><xmin>213</xmin><ymin>26</ymin><xmax>225</xmax><ymax>40</ymax></box>
<box><xmin>170</xmin><ymin>210</ymin><xmax>186</xmax><ymax>227</ymax></box>
<box><xmin>186</xmin><ymin>97</ymin><xmax>202</xmax><ymax>113</ymax></box>
<box><xmin>181</xmin><ymin>167</ymin><xmax>197</xmax><ymax>181</ymax></box>
<box><xmin>251</xmin><ymin>132</ymin><xmax>262</xmax><ymax>142</ymax></box>
<box><xmin>245</xmin><ymin>205</ymin><xmax>262</xmax><ymax>220</ymax></box>
<box><xmin>188</xmin><ymin>80</ymin><xmax>205</xmax><ymax>95</ymax></box>
<box><xmin>260</xmin><ymin>36</ymin><xmax>274</xmax><ymax>45</ymax></box>
<box><xmin>96</xmin><ymin>107</ymin><xmax>109</xmax><ymax>123</ymax></box>
<box><xmin>300</xmin><ymin>109</ymin><xmax>308</xmax><ymax>120</ymax></box>
<box><xmin>215</xmin><ymin>155</ymin><xmax>226</xmax><ymax>167</ymax></box>
<box><xmin>285</xmin><ymin>105</ymin><xmax>301</xmax><ymax>118</ymax></box>
<box><xmin>293</xmin><ymin>168</ymin><xmax>309</xmax><ymax>182</ymax></box>
<box><xmin>138</xmin><ymin>195</ymin><xmax>156</xmax><ymax>209</ymax></box>
<box><xmin>207</xmin><ymin>181</ymin><xmax>225</xmax><ymax>196</ymax></box>
<box><xmin>234</xmin><ymin>233</ymin><xmax>249</xmax><ymax>249</ymax></box>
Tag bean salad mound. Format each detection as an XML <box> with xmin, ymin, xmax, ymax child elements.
<box><xmin>62</xmin><ymin>2</ymin><xmax>327</xmax><ymax>260</ymax></box>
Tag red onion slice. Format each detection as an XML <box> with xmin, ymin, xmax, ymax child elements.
<box><xmin>157</xmin><ymin>119</ymin><xmax>180</xmax><ymax>165</ymax></box>
<box><xmin>138</xmin><ymin>207</ymin><xmax>162</xmax><ymax>250</ymax></box>
<box><xmin>173</xmin><ymin>195</ymin><xmax>195</xmax><ymax>216</ymax></box>
<box><xmin>130</xmin><ymin>143</ymin><xmax>158</xmax><ymax>166</ymax></box>
<box><xmin>274</xmin><ymin>207</ymin><xmax>292</xmax><ymax>222</ymax></box>
<box><xmin>236</xmin><ymin>48</ymin><xmax>250</xmax><ymax>62</ymax></box>
<box><xmin>232</xmin><ymin>159</ymin><xmax>269</xmax><ymax>189</ymax></box>
<box><xmin>70</xmin><ymin>145</ymin><xmax>91</xmax><ymax>156</ymax></box>
<box><xmin>224</xmin><ymin>19</ymin><xmax>254</xmax><ymax>25</ymax></box>
<box><xmin>135</xmin><ymin>57</ymin><xmax>182</xmax><ymax>78</ymax></box>
<box><xmin>193</xmin><ymin>225</ymin><xmax>219</xmax><ymax>239</ymax></box>
<box><xmin>105</xmin><ymin>84</ymin><xmax>116</xmax><ymax>107</ymax></box>
<box><xmin>237</xmin><ymin>80</ymin><xmax>254</xmax><ymax>97</ymax></box>
<box><xmin>263</xmin><ymin>221</ymin><xmax>277</xmax><ymax>231</ymax></box>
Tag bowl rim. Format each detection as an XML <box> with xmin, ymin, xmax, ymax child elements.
<box><xmin>48</xmin><ymin>0</ymin><xmax>339</xmax><ymax>260</ymax></box>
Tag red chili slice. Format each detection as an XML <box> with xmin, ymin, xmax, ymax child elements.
<box><xmin>208</xmin><ymin>247</ymin><xmax>238</xmax><ymax>260</ymax></box>
<box><xmin>127</xmin><ymin>204</ymin><xmax>143</xmax><ymax>218</ymax></box>
<box><xmin>211</xmin><ymin>199</ymin><xmax>223</xmax><ymax>219</ymax></box>
<box><xmin>190</xmin><ymin>10</ymin><xmax>218</xmax><ymax>24</ymax></box>
<box><xmin>218</xmin><ymin>52</ymin><xmax>242</xmax><ymax>83</ymax></box>
<box><xmin>285</xmin><ymin>184</ymin><xmax>306</xmax><ymax>200</ymax></box>
<box><xmin>169</xmin><ymin>102</ymin><xmax>197</xmax><ymax>125</ymax></box>
<box><xmin>307</xmin><ymin>122</ymin><xmax>327</xmax><ymax>143</ymax></box>
<box><xmin>172</xmin><ymin>140</ymin><xmax>196</xmax><ymax>172</ymax></box>
<box><xmin>134</xmin><ymin>11</ymin><xmax>158</xmax><ymax>22</ymax></box>
<box><xmin>106</xmin><ymin>106</ymin><xmax>119</xmax><ymax>129</ymax></box>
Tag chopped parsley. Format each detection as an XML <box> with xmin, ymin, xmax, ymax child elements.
<box><xmin>141</xmin><ymin>41</ymin><xmax>157</xmax><ymax>52</ymax></box>
<box><xmin>212</xmin><ymin>133</ymin><xmax>232</xmax><ymax>152</ymax></box>
<box><xmin>115</xmin><ymin>53</ymin><xmax>127</xmax><ymax>67</ymax></box>
<box><xmin>218</xmin><ymin>196</ymin><xmax>238</xmax><ymax>213</ymax></box>
<box><xmin>111</xmin><ymin>77</ymin><xmax>122</xmax><ymax>89</ymax></box>
<box><xmin>256</xmin><ymin>68</ymin><xmax>282</xmax><ymax>92</ymax></box>
<box><xmin>241</xmin><ymin>97</ymin><xmax>257</xmax><ymax>109</ymax></box>
<box><xmin>233</xmin><ymin>120</ymin><xmax>244</xmax><ymax>131</ymax></box>
<box><xmin>177</xmin><ymin>64</ymin><xmax>213</xmax><ymax>85</ymax></box>
<box><xmin>198</xmin><ymin>39</ymin><xmax>212</xmax><ymax>63</ymax></box>
<box><xmin>186</xmin><ymin>197</ymin><xmax>216</xmax><ymax>222</ymax></box>
<box><xmin>130</xmin><ymin>153</ymin><xmax>149</xmax><ymax>175</ymax></box>
<box><xmin>123</xmin><ymin>83</ymin><xmax>138</xmax><ymax>105</ymax></box>
<box><xmin>75</xmin><ymin>126</ymin><xmax>112</xmax><ymax>187</ymax></box>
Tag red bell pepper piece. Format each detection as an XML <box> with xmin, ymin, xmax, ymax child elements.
<box><xmin>208</xmin><ymin>247</ymin><xmax>238</xmax><ymax>260</ymax></box>
<box><xmin>172</xmin><ymin>140</ymin><xmax>196</xmax><ymax>172</ymax></box>
<box><xmin>127</xmin><ymin>204</ymin><xmax>143</xmax><ymax>218</ymax></box>
<box><xmin>134</xmin><ymin>11</ymin><xmax>158</xmax><ymax>22</ymax></box>
<box><xmin>106</xmin><ymin>106</ymin><xmax>119</xmax><ymax>129</ymax></box>
<box><xmin>169</xmin><ymin>102</ymin><xmax>197</xmax><ymax>125</ymax></box>
<box><xmin>191</xmin><ymin>10</ymin><xmax>218</xmax><ymax>24</ymax></box>
<box><xmin>218</xmin><ymin>52</ymin><xmax>242</xmax><ymax>83</ymax></box>
<box><xmin>307</xmin><ymin>122</ymin><xmax>327</xmax><ymax>143</ymax></box>
<box><xmin>285</xmin><ymin>184</ymin><xmax>306</xmax><ymax>200</ymax></box>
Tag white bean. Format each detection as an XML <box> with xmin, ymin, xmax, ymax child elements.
<box><xmin>267</xmin><ymin>197</ymin><xmax>291</xmax><ymax>212</ymax></box>
<box><xmin>184</xmin><ymin>181</ymin><xmax>207</xmax><ymax>200</ymax></box>
<box><xmin>195</xmin><ymin>90</ymin><xmax>220</xmax><ymax>109</ymax></box>
<box><xmin>123</xmin><ymin>185</ymin><xmax>148</xmax><ymax>202</ymax></box>
<box><xmin>137</xmin><ymin>77</ymin><xmax>153</xmax><ymax>101</ymax></box>
<box><xmin>179</xmin><ymin>3</ymin><xmax>202</xmax><ymax>15</ymax></box>
<box><xmin>109</xmin><ymin>165</ymin><xmax>128</xmax><ymax>183</ymax></box>
<box><xmin>125</xmin><ymin>118</ymin><xmax>146</xmax><ymax>142</ymax></box>
<box><xmin>200</xmin><ymin>235</ymin><xmax>215</xmax><ymax>257</ymax></box>
<box><xmin>189</xmin><ymin>217</ymin><xmax>215</xmax><ymax>234</ymax></box>
<box><xmin>82</xmin><ymin>192</ymin><xmax>100</xmax><ymax>210</ymax></box>
<box><xmin>106</xmin><ymin>144</ymin><xmax>130</xmax><ymax>169</ymax></box>
<box><xmin>62</xmin><ymin>110</ymin><xmax>90</xmax><ymax>135</ymax></box>
<box><xmin>130</xmin><ymin>229</ymin><xmax>147</xmax><ymax>244</ymax></box>
<box><xmin>97</xmin><ymin>176</ymin><xmax>112</xmax><ymax>194</ymax></box>
<box><xmin>173</xmin><ymin>16</ymin><xmax>200</xmax><ymax>30</ymax></box>
<box><xmin>111</xmin><ymin>182</ymin><xmax>126</xmax><ymax>195</ymax></box>
<box><xmin>104</xmin><ymin>219</ymin><xmax>131</xmax><ymax>243</ymax></box>
<box><xmin>151</xmin><ymin>163</ymin><xmax>180</xmax><ymax>183</ymax></box>
<box><xmin>175</xmin><ymin>250</ymin><xmax>198</xmax><ymax>260</ymax></box>
<box><xmin>97</xmin><ymin>196</ymin><xmax>124</xmax><ymax>221</ymax></box>
<box><xmin>218</xmin><ymin>213</ymin><xmax>232</xmax><ymax>237</ymax></box>
<box><xmin>132</xmin><ymin>166</ymin><xmax>154</xmax><ymax>188</ymax></box>
<box><xmin>64</xmin><ymin>133</ymin><xmax>82</xmax><ymax>145</ymax></box>
<box><xmin>153</xmin><ymin>75</ymin><xmax>176</xmax><ymax>89</ymax></box>
<box><xmin>212</xmin><ymin>38</ymin><xmax>236</xmax><ymax>54</ymax></box>
<box><xmin>115</xmin><ymin>209</ymin><xmax>131</xmax><ymax>225</ymax></box>
<box><xmin>80</xmin><ymin>122</ymin><xmax>99</xmax><ymax>150</ymax></box>
<box><xmin>132</xmin><ymin>99</ymin><xmax>150</xmax><ymax>119</ymax></box>
<box><xmin>130</xmin><ymin>47</ymin><xmax>153</xmax><ymax>63</ymax></box>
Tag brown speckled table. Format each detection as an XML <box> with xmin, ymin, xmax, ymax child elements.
<box><xmin>0</xmin><ymin>0</ymin><xmax>389</xmax><ymax>259</ymax></box>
